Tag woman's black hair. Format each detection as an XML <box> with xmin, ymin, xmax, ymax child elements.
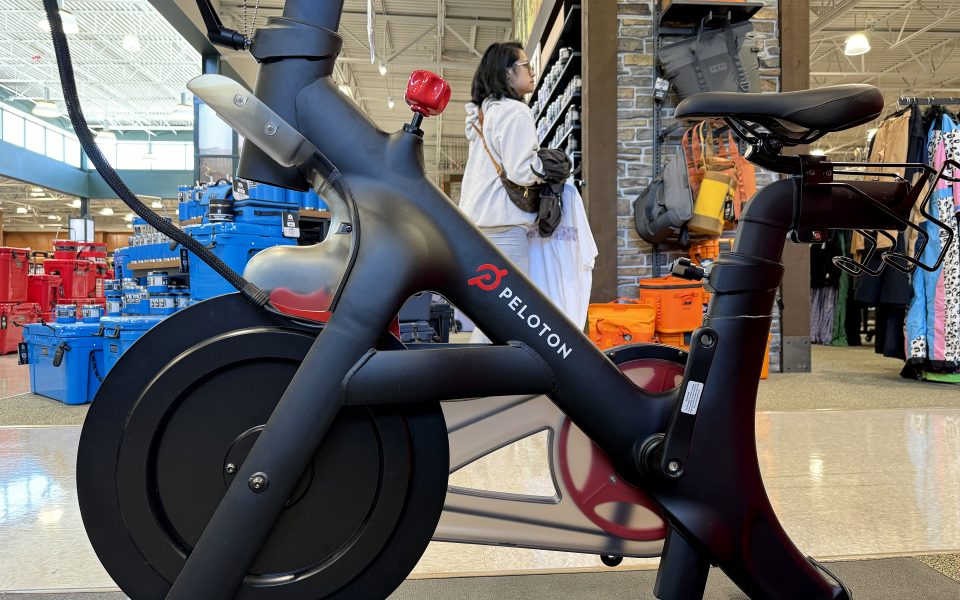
<box><xmin>471</xmin><ymin>41</ymin><xmax>524</xmax><ymax>106</ymax></box>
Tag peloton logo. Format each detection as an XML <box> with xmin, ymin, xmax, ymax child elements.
<box><xmin>468</xmin><ymin>264</ymin><xmax>508</xmax><ymax>291</ymax></box>
<box><xmin>468</xmin><ymin>264</ymin><xmax>573</xmax><ymax>360</ymax></box>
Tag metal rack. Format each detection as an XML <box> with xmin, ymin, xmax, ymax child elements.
<box><xmin>898</xmin><ymin>97</ymin><xmax>960</xmax><ymax>106</ymax></box>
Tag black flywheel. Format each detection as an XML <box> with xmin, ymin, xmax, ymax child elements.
<box><xmin>78</xmin><ymin>294</ymin><xmax>449</xmax><ymax>599</ymax></box>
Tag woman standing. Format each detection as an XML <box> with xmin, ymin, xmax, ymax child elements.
<box><xmin>461</xmin><ymin>42</ymin><xmax>543</xmax><ymax>342</ymax></box>
<box><xmin>461</xmin><ymin>41</ymin><xmax>543</xmax><ymax>273</ymax></box>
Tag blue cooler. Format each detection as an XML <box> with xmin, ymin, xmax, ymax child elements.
<box><xmin>22</xmin><ymin>322</ymin><xmax>105</xmax><ymax>405</ymax></box>
<box><xmin>232</xmin><ymin>198</ymin><xmax>299</xmax><ymax>228</ymax></box>
<box><xmin>186</xmin><ymin>222</ymin><xmax>296</xmax><ymax>300</ymax></box>
<box><xmin>249</xmin><ymin>183</ymin><xmax>288</xmax><ymax>202</ymax></box>
<box><xmin>100</xmin><ymin>316</ymin><xmax>165</xmax><ymax>373</ymax></box>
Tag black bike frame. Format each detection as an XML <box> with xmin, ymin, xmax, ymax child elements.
<box><xmin>165</xmin><ymin>2</ymin><xmax>914</xmax><ymax>598</ymax></box>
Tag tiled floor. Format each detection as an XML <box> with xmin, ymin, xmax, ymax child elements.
<box><xmin>0</xmin><ymin>349</ymin><xmax>958</xmax><ymax>593</ymax></box>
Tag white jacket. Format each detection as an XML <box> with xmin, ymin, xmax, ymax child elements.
<box><xmin>460</xmin><ymin>97</ymin><xmax>544</xmax><ymax>228</ymax></box>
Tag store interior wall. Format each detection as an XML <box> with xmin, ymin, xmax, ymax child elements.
<box><xmin>614</xmin><ymin>0</ymin><xmax>785</xmax><ymax>369</ymax></box>
<box><xmin>4</xmin><ymin>231</ymin><xmax>129</xmax><ymax>253</ymax></box>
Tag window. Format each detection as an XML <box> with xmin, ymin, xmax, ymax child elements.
<box><xmin>45</xmin><ymin>129</ymin><xmax>64</xmax><ymax>162</ymax></box>
<box><xmin>25</xmin><ymin>121</ymin><xmax>45</xmax><ymax>154</ymax></box>
<box><xmin>116</xmin><ymin>142</ymin><xmax>150</xmax><ymax>170</ymax></box>
<box><xmin>2</xmin><ymin>110</ymin><xmax>24</xmax><ymax>146</ymax></box>
<box><xmin>64</xmin><ymin>138</ymin><xmax>82</xmax><ymax>168</ymax></box>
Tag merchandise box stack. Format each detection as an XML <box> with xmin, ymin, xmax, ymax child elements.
<box><xmin>43</xmin><ymin>241</ymin><xmax>110</xmax><ymax>321</ymax></box>
<box><xmin>0</xmin><ymin>247</ymin><xmax>41</xmax><ymax>355</ymax></box>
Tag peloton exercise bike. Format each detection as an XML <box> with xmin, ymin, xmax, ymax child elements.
<box><xmin>41</xmin><ymin>0</ymin><xmax>956</xmax><ymax>598</ymax></box>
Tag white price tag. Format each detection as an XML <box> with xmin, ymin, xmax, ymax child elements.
<box><xmin>681</xmin><ymin>381</ymin><xmax>704</xmax><ymax>415</ymax></box>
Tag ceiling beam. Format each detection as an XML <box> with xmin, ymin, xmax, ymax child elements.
<box><xmin>810</xmin><ymin>0</ymin><xmax>864</xmax><ymax>35</ymax></box>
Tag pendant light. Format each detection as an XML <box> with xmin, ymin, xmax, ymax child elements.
<box><xmin>169</xmin><ymin>92</ymin><xmax>193</xmax><ymax>121</ymax></box>
<box><xmin>844</xmin><ymin>33</ymin><xmax>871</xmax><ymax>56</ymax></box>
<box><xmin>38</xmin><ymin>0</ymin><xmax>80</xmax><ymax>34</ymax></box>
<box><xmin>32</xmin><ymin>88</ymin><xmax>60</xmax><ymax>118</ymax></box>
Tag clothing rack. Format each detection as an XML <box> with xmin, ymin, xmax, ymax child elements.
<box><xmin>898</xmin><ymin>97</ymin><xmax>960</xmax><ymax>106</ymax></box>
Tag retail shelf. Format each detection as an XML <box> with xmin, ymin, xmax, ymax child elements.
<box><xmin>538</xmin><ymin>92</ymin><xmax>581</xmax><ymax>145</ymax></box>
<box><xmin>127</xmin><ymin>259</ymin><xmax>182</xmax><ymax>272</ymax></box>
<box><xmin>659</xmin><ymin>0</ymin><xmax>764</xmax><ymax>27</ymax></box>
<box><xmin>532</xmin><ymin>53</ymin><xmax>581</xmax><ymax>122</ymax></box>
<box><xmin>298</xmin><ymin>209</ymin><xmax>332</xmax><ymax>220</ymax></box>
<box><xmin>554</xmin><ymin>124</ymin><xmax>581</xmax><ymax>151</ymax></box>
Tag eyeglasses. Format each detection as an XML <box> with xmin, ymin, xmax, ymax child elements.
<box><xmin>512</xmin><ymin>60</ymin><xmax>535</xmax><ymax>74</ymax></box>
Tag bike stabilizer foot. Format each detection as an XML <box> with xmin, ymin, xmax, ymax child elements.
<box><xmin>654</xmin><ymin>527</ymin><xmax>710</xmax><ymax>599</ymax></box>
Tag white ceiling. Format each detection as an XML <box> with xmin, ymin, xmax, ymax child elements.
<box><xmin>210</xmin><ymin>0</ymin><xmax>513</xmax><ymax>176</ymax></box>
<box><xmin>7</xmin><ymin>1</ymin><xmax>952</xmax><ymax>227</ymax></box>
<box><xmin>809</xmin><ymin>0</ymin><xmax>960</xmax><ymax>157</ymax></box>
<box><xmin>0</xmin><ymin>0</ymin><xmax>512</xmax><ymax>229</ymax></box>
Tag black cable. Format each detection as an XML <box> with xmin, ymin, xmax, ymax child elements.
<box><xmin>90</xmin><ymin>350</ymin><xmax>103</xmax><ymax>383</ymax></box>
<box><xmin>41</xmin><ymin>0</ymin><xmax>268</xmax><ymax>308</ymax></box>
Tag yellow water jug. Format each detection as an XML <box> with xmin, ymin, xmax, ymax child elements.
<box><xmin>688</xmin><ymin>171</ymin><xmax>732</xmax><ymax>236</ymax></box>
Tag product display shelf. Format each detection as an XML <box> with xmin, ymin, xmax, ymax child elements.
<box><xmin>126</xmin><ymin>259</ymin><xmax>183</xmax><ymax>272</ymax></box>
<box><xmin>538</xmin><ymin>92</ymin><xmax>581</xmax><ymax>145</ymax></box>
<box><xmin>659</xmin><ymin>0</ymin><xmax>764</xmax><ymax>27</ymax></box>
<box><xmin>553</xmin><ymin>125</ymin><xmax>581</xmax><ymax>150</ymax></box>
<box><xmin>532</xmin><ymin>53</ymin><xmax>581</xmax><ymax>122</ymax></box>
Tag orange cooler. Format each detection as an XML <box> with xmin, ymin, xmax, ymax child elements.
<box><xmin>638</xmin><ymin>276</ymin><xmax>704</xmax><ymax>333</ymax></box>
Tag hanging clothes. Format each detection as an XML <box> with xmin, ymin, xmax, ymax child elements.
<box><xmin>527</xmin><ymin>184</ymin><xmax>598</xmax><ymax>329</ymax></box>
<box><xmin>903</xmin><ymin>113</ymin><xmax>960</xmax><ymax>378</ymax></box>
<box><xmin>810</xmin><ymin>231</ymin><xmax>845</xmax><ymax>345</ymax></box>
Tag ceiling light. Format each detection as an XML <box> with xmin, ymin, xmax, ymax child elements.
<box><xmin>68</xmin><ymin>199</ymin><xmax>82</xmax><ymax>208</ymax></box>
<box><xmin>31</xmin><ymin>187</ymin><xmax>43</xmax><ymax>193</ymax></box>
<box><xmin>844</xmin><ymin>33</ymin><xmax>871</xmax><ymax>56</ymax></box>
<box><xmin>169</xmin><ymin>92</ymin><xmax>193</xmax><ymax>121</ymax></box>
<box><xmin>809</xmin><ymin>149</ymin><xmax>827</xmax><ymax>156</ymax></box>
<box><xmin>124</xmin><ymin>213</ymin><xmax>135</xmax><ymax>222</ymax></box>
<box><xmin>126</xmin><ymin>224</ymin><xmax>133</xmax><ymax>229</ymax></box>
<box><xmin>387</xmin><ymin>97</ymin><xmax>395</xmax><ymax>110</ymax></box>
<box><xmin>122</xmin><ymin>34</ymin><xmax>141</xmax><ymax>53</ymax></box>
<box><xmin>378</xmin><ymin>62</ymin><xmax>387</xmax><ymax>76</ymax></box>
<box><xmin>94</xmin><ymin>127</ymin><xmax>116</xmax><ymax>141</ymax></box>
<box><xmin>32</xmin><ymin>88</ymin><xmax>60</xmax><ymax>118</ymax></box>
<box><xmin>99</xmin><ymin>207</ymin><xmax>114</xmax><ymax>216</ymax></box>
<box><xmin>30</xmin><ymin>191</ymin><xmax>46</xmax><ymax>198</ymax></box>
<box><xmin>47</xmin><ymin>214</ymin><xmax>60</xmax><ymax>220</ymax></box>
<box><xmin>16</xmin><ymin>207</ymin><xmax>28</xmax><ymax>214</ymax></box>
<box><xmin>151</xmin><ymin>201</ymin><xmax>163</xmax><ymax>209</ymax></box>
<box><xmin>38</xmin><ymin>8</ymin><xmax>80</xmax><ymax>35</ymax></box>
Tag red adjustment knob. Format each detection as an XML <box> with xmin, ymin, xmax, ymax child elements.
<box><xmin>405</xmin><ymin>70</ymin><xmax>451</xmax><ymax>117</ymax></box>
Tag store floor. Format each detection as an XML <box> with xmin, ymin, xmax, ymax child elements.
<box><xmin>0</xmin><ymin>345</ymin><xmax>957</xmax><ymax>598</ymax></box>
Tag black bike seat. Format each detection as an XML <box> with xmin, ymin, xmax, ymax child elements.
<box><xmin>675</xmin><ymin>84</ymin><xmax>884</xmax><ymax>140</ymax></box>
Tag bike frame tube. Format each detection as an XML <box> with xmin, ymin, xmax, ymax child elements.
<box><xmin>168</xmin><ymin>1</ymin><xmax>908</xmax><ymax>597</ymax></box>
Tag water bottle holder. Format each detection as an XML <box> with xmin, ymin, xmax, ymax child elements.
<box><xmin>821</xmin><ymin>159</ymin><xmax>959</xmax><ymax>277</ymax></box>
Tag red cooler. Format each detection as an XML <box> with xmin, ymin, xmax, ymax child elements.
<box><xmin>44</xmin><ymin>259</ymin><xmax>105</xmax><ymax>299</ymax></box>
<box><xmin>28</xmin><ymin>274</ymin><xmax>61</xmax><ymax>316</ymax></box>
<box><xmin>0</xmin><ymin>247</ymin><xmax>31</xmax><ymax>303</ymax></box>
<box><xmin>0</xmin><ymin>302</ymin><xmax>40</xmax><ymax>354</ymax></box>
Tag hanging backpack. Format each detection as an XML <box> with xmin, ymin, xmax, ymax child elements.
<box><xmin>634</xmin><ymin>146</ymin><xmax>694</xmax><ymax>244</ymax></box>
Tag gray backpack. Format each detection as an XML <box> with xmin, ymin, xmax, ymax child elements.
<box><xmin>634</xmin><ymin>147</ymin><xmax>693</xmax><ymax>244</ymax></box>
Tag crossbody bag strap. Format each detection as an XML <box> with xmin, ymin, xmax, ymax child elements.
<box><xmin>471</xmin><ymin>123</ymin><xmax>505</xmax><ymax>178</ymax></box>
